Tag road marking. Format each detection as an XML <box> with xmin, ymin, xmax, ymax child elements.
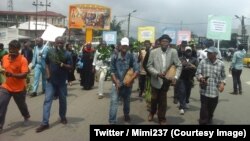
<box><xmin>246</xmin><ymin>81</ymin><xmax>250</xmax><ymax>85</ymax></box>
<box><xmin>228</xmin><ymin>74</ymin><xmax>232</xmax><ymax>77</ymax></box>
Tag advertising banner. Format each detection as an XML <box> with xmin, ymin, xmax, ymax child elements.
<box><xmin>69</xmin><ymin>4</ymin><xmax>111</xmax><ymax>30</ymax></box>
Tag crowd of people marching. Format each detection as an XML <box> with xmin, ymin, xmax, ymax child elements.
<box><xmin>0</xmin><ymin>34</ymin><xmax>247</xmax><ymax>133</ymax></box>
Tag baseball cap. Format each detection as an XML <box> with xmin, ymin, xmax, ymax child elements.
<box><xmin>185</xmin><ymin>46</ymin><xmax>192</xmax><ymax>51</ymax></box>
<box><xmin>120</xmin><ymin>37</ymin><xmax>129</xmax><ymax>46</ymax></box>
<box><xmin>206</xmin><ymin>46</ymin><xmax>218</xmax><ymax>54</ymax></box>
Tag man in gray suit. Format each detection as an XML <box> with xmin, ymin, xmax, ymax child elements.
<box><xmin>146</xmin><ymin>34</ymin><xmax>182</xmax><ymax>125</ymax></box>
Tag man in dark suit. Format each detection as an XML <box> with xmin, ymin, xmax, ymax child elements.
<box><xmin>21</xmin><ymin>40</ymin><xmax>33</xmax><ymax>64</ymax></box>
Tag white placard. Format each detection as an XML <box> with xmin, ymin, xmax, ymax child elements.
<box><xmin>41</xmin><ymin>26</ymin><xmax>66</xmax><ymax>42</ymax></box>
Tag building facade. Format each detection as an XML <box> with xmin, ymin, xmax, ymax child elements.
<box><xmin>0</xmin><ymin>10</ymin><xmax>66</xmax><ymax>28</ymax></box>
<box><xmin>0</xmin><ymin>10</ymin><xmax>66</xmax><ymax>38</ymax></box>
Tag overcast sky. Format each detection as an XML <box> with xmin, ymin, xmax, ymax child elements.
<box><xmin>1</xmin><ymin>0</ymin><xmax>250</xmax><ymax>38</ymax></box>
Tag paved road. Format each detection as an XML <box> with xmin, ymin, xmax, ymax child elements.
<box><xmin>0</xmin><ymin>61</ymin><xmax>250</xmax><ymax>141</ymax></box>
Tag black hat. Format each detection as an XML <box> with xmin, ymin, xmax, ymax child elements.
<box><xmin>159</xmin><ymin>34</ymin><xmax>172</xmax><ymax>43</ymax></box>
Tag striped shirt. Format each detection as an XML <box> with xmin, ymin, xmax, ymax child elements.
<box><xmin>196</xmin><ymin>58</ymin><xmax>226</xmax><ymax>98</ymax></box>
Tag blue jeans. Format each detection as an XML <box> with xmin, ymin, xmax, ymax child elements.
<box><xmin>109</xmin><ymin>84</ymin><xmax>131</xmax><ymax>124</ymax></box>
<box><xmin>42</xmin><ymin>82</ymin><xmax>67</xmax><ymax>125</ymax></box>
<box><xmin>32</xmin><ymin>64</ymin><xmax>46</xmax><ymax>92</ymax></box>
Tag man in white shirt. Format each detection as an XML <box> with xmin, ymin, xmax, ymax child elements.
<box><xmin>93</xmin><ymin>41</ymin><xmax>110</xmax><ymax>99</ymax></box>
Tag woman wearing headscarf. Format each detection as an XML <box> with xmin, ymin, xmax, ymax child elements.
<box><xmin>80</xmin><ymin>43</ymin><xmax>95</xmax><ymax>90</ymax></box>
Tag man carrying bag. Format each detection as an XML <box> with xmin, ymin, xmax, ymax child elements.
<box><xmin>108</xmin><ymin>37</ymin><xmax>139</xmax><ymax>124</ymax></box>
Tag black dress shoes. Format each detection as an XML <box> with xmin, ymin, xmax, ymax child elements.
<box><xmin>61</xmin><ymin>118</ymin><xmax>68</xmax><ymax>124</ymax></box>
<box><xmin>36</xmin><ymin>124</ymin><xmax>49</xmax><ymax>133</ymax></box>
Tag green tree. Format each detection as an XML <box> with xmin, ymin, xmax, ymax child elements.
<box><xmin>93</xmin><ymin>16</ymin><xmax>125</xmax><ymax>43</ymax></box>
<box><xmin>110</xmin><ymin>16</ymin><xmax>125</xmax><ymax>42</ymax></box>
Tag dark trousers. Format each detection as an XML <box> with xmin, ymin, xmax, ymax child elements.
<box><xmin>232</xmin><ymin>68</ymin><xmax>242</xmax><ymax>93</ymax></box>
<box><xmin>199</xmin><ymin>95</ymin><xmax>218</xmax><ymax>125</ymax></box>
<box><xmin>0</xmin><ymin>88</ymin><xmax>30</xmax><ymax>128</ymax></box>
<box><xmin>139</xmin><ymin>74</ymin><xmax>146</xmax><ymax>95</ymax></box>
<box><xmin>150</xmin><ymin>81</ymin><xmax>170</xmax><ymax>121</ymax></box>
<box><xmin>174</xmin><ymin>85</ymin><xmax>178</xmax><ymax>100</ymax></box>
<box><xmin>177</xmin><ymin>79</ymin><xmax>192</xmax><ymax>109</ymax></box>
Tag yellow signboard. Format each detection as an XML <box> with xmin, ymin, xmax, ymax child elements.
<box><xmin>138</xmin><ymin>26</ymin><xmax>155</xmax><ymax>43</ymax></box>
<box><xmin>69</xmin><ymin>4</ymin><xmax>111</xmax><ymax>30</ymax></box>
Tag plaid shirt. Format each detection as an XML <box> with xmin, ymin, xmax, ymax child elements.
<box><xmin>196</xmin><ymin>58</ymin><xmax>226</xmax><ymax>98</ymax></box>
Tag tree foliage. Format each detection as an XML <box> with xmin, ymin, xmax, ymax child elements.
<box><xmin>110</xmin><ymin>17</ymin><xmax>125</xmax><ymax>41</ymax></box>
<box><xmin>93</xmin><ymin>16</ymin><xmax>125</xmax><ymax>43</ymax></box>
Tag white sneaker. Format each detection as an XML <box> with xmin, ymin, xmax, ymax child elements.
<box><xmin>23</xmin><ymin>119</ymin><xmax>29</xmax><ymax>126</ymax></box>
<box><xmin>180</xmin><ymin>109</ymin><xmax>185</xmax><ymax>115</ymax></box>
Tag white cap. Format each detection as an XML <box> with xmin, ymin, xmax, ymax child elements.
<box><xmin>120</xmin><ymin>37</ymin><xmax>129</xmax><ymax>46</ymax></box>
<box><xmin>185</xmin><ymin>46</ymin><xmax>192</xmax><ymax>51</ymax></box>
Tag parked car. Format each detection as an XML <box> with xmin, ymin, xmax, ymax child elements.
<box><xmin>243</xmin><ymin>54</ymin><xmax>250</xmax><ymax>68</ymax></box>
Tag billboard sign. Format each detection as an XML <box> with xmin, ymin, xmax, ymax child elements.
<box><xmin>69</xmin><ymin>4</ymin><xmax>111</xmax><ymax>30</ymax></box>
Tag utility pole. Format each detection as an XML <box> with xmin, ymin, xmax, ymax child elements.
<box><xmin>32</xmin><ymin>0</ymin><xmax>39</xmax><ymax>38</ymax></box>
<box><xmin>40</xmin><ymin>0</ymin><xmax>51</xmax><ymax>29</ymax></box>
<box><xmin>241</xmin><ymin>16</ymin><xmax>247</xmax><ymax>46</ymax></box>
<box><xmin>7</xmin><ymin>0</ymin><xmax>13</xmax><ymax>11</ymax></box>
<box><xmin>235</xmin><ymin>15</ymin><xmax>248</xmax><ymax>51</ymax></box>
<box><xmin>127</xmin><ymin>10</ymin><xmax>136</xmax><ymax>38</ymax></box>
<box><xmin>32</xmin><ymin>0</ymin><xmax>44</xmax><ymax>38</ymax></box>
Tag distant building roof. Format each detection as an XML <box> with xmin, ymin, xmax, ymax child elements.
<box><xmin>0</xmin><ymin>10</ymin><xmax>66</xmax><ymax>18</ymax></box>
<box><xmin>9</xmin><ymin>21</ymin><xmax>56</xmax><ymax>30</ymax></box>
<box><xmin>37</xmin><ymin>11</ymin><xmax>66</xmax><ymax>17</ymax></box>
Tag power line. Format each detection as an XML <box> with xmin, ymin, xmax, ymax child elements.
<box><xmin>131</xmin><ymin>16</ymin><xmax>207</xmax><ymax>26</ymax></box>
<box><xmin>114</xmin><ymin>15</ymin><xmax>128</xmax><ymax>18</ymax></box>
